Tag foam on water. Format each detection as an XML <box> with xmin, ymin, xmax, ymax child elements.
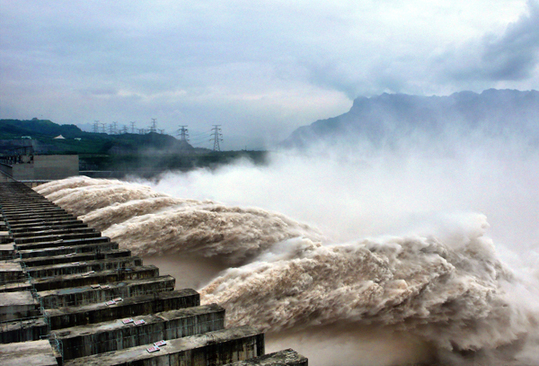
<box><xmin>35</xmin><ymin>151</ymin><xmax>539</xmax><ymax>365</ymax></box>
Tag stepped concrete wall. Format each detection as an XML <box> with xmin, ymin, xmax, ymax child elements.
<box><xmin>0</xmin><ymin>182</ymin><xmax>308</xmax><ymax>366</ymax></box>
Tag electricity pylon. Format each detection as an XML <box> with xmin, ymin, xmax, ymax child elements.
<box><xmin>177</xmin><ymin>125</ymin><xmax>189</xmax><ymax>142</ymax></box>
<box><xmin>210</xmin><ymin>125</ymin><xmax>223</xmax><ymax>151</ymax></box>
<box><xmin>149</xmin><ymin>118</ymin><xmax>157</xmax><ymax>133</ymax></box>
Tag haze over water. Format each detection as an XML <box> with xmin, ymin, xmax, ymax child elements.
<box><xmin>34</xmin><ymin>133</ymin><xmax>539</xmax><ymax>366</ymax></box>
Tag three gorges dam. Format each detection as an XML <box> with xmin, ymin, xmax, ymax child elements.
<box><xmin>0</xmin><ymin>181</ymin><xmax>307</xmax><ymax>366</ymax></box>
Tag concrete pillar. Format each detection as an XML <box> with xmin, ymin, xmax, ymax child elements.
<box><xmin>63</xmin><ymin>326</ymin><xmax>264</xmax><ymax>366</ymax></box>
<box><xmin>55</xmin><ymin>304</ymin><xmax>225</xmax><ymax>360</ymax></box>
<box><xmin>18</xmin><ymin>241</ymin><xmax>120</xmax><ymax>259</ymax></box>
<box><xmin>46</xmin><ymin>288</ymin><xmax>200</xmax><ymax>330</ymax></box>
<box><xmin>0</xmin><ymin>291</ymin><xmax>39</xmax><ymax>322</ymax></box>
<box><xmin>0</xmin><ymin>318</ymin><xmax>48</xmax><ymax>343</ymax></box>
<box><xmin>0</xmin><ymin>339</ymin><xmax>57</xmax><ymax>366</ymax></box>
<box><xmin>38</xmin><ymin>275</ymin><xmax>175</xmax><ymax>308</ymax></box>
<box><xmin>225</xmin><ymin>349</ymin><xmax>308</xmax><ymax>366</ymax></box>
<box><xmin>32</xmin><ymin>265</ymin><xmax>160</xmax><ymax>292</ymax></box>
<box><xmin>25</xmin><ymin>256</ymin><xmax>143</xmax><ymax>278</ymax></box>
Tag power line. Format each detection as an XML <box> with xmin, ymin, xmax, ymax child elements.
<box><xmin>189</xmin><ymin>129</ymin><xmax>213</xmax><ymax>147</ymax></box>
<box><xmin>190</xmin><ymin>130</ymin><xmax>211</xmax><ymax>136</ymax></box>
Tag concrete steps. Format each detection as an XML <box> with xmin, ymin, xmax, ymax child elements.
<box><xmin>4</xmin><ymin>209</ymin><xmax>67</xmax><ymax>219</ymax></box>
<box><xmin>9</xmin><ymin>219</ymin><xmax>84</xmax><ymax>230</ymax></box>
<box><xmin>31</xmin><ymin>265</ymin><xmax>160</xmax><ymax>292</ymax></box>
<box><xmin>53</xmin><ymin>303</ymin><xmax>225</xmax><ymax>360</ymax></box>
<box><xmin>0</xmin><ymin>261</ymin><xmax>25</xmax><ymax>283</ymax></box>
<box><xmin>25</xmin><ymin>256</ymin><xmax>143</xmax><ymax>278</ymax></box>
<box><xmin>226</xmin><ymin>349</ymin><xmax>308</xmax><ymax>366</ymax></box>
<box><xmin>15</xmin><ymin>236</ymin><xmax>112</xmax><ymax>251</ymax></box>
<box><xmin>0</xmin><ymin>317</ymin><xmax>48</xmax><ymax>343</ymax></box>
<box><xmin>6</xmin><ymin>213</ymin><xmax>77</xmax><ymax>223</ymax></box>
<box><xmin>18</xmin><ymin>241</ymin><xmax>120</xmax><ymax>259</ymax></box>
<box><xmin>37</xmin><ymin>275</ymin><xmax>176</xmax><ymax>308</ymax></box>
<box><xmin>11</xmin><ymin>227</ymin><xmax>100</xmax><ymax>239</ymax></box>
<box><xmin>63</xmin><ymin>326</ymin><xmax>265</xmax><ymax>366</ymax></box>
<box><xmin>45</xmin><ymin>289</ymin><xmax>200</xmax><ymax>330</ymax></box>
<box><xmin>0</xmin><ymin>181</ymin><xmax>308</xmax><ymax>366</ymax></box>
<box><xmin>0</xmin><ymin>279</ymin><xmax>31</xmax><ymax>293</ymax></box>
<box><xmin>14</xmin><ymin>231</ymin><xmax>103</xmax><ymax>245</ymax></box>
<box><xmin>0</xmin><ymin>291</ymin><xmax>40</xmax><ymax>322</ymax></box>
<box><xmin>0</xmin><ymin>339</ymin><xmax>57</xmax><ymax>366</ymax></box>
<box><xmin>11</xmin><ymin>222</ymin><xmax>89</xmax><ymax>234</ymax></box>
<box><xmin>19</xmin><ymin>249</ymin><xmax>132</xmax><ymax>267</ymax></box>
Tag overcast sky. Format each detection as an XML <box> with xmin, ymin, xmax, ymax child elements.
<box><xmin>1</xmin><ymin>0</ymin><xmax>539</xmax><ymax>149</ymax></box>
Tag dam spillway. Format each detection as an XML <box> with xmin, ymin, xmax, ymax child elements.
<box><xmin>0</xmin><ymin>181</ymin><xmax>308</xmax><ymax>366</ymax></box>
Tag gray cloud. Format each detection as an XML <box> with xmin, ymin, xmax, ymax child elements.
<box><xmin>438</xmin><ymin>0</ymin><xmax>539</xmax><ymax>82</ymax></box>
<box><xmin>483</xmin><ymin>0</ymin><xmax>539</xmax><ymax>80</ymax></box>
<box><xmin>1</xmin><ymin>0</ymin><xmax>538</xmax><ymax>149</ymax></box>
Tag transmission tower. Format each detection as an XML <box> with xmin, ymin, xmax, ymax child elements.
<box><xmin>121</xmin><ymin>125</ymin><xmax>128</xmax><ymax>134</ymax></box>
<box><xmin>149</xmin><ymin>118</ymin><xmax>157</xmax><ymax>133</ymax></box>
<box><xmin>130</xmin><ymin>121</ymin><xmax>136</xmax><ymax>134</ymax></box>
<box><xmin>100</xmin><ymin>123</ymin><xmax>106</xmax><ymax>134</ymax></box>
<box><xmin>93</xmin><ymin>120</ymin><xmax>100</xmax><ymax>133</ymax></box>
<box><xmin>177</xmin><ymin>125</ymin><xmax>189</xmax><ymax>142</ymax></box>
<box><xmin>158</xmin><ymin>129</ymin><xmax>165</xmax><ymax>134</ymax></box>
<box><xmin>210</xmin><ymin>125</ymin><xmax>223</xmax><ymax>151</ymax></box>
<box><xmin>112</xmin><ymin>121</ymin><xmax>118</xmax><ymax>134</ymax></box>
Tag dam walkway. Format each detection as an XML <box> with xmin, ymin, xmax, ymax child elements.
<box><xmin>0</xmin><ymin>181</ymin><xmax>307</xmax><ymax>366</ymax></box>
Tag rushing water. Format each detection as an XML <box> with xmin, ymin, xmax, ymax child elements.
<box><xmin>35</xmin><ymin>146</ymin><xmax>539</xmax><ymax>366</ymax></box>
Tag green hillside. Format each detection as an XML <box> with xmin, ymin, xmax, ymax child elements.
<box><xmin>0</xmin><ymin>118</ymin><xmax>83</xmax><ymax>138</ymax></box>
<box><xmin>0</xmin><ymin>119</ymin><xmax>195</xmax><ymax>155</ymax></box>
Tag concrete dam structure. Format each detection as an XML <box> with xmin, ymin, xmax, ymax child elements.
<box><xmin>0</xmin><ymin>181</ymin><xmax>307</xmax><ymax>366</ymax></box>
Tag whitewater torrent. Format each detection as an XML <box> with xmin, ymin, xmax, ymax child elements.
<box><xmin>35</xmin><ymin>159</ymin><xmax>539</xmax><ymax>365</ymax></box>
<box><xmin>36</xmin><ymin>176</ymin><xmax>323</xmax><ymax>262</ymax></box>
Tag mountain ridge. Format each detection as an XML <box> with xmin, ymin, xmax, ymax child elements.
<box><xmin>282</xmin><ymin>89</ymin><xmax>539</xmax><ymax>149</ymax></box>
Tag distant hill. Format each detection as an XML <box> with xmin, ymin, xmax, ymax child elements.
<box><xmin>0</xmin><ymin>118</ymin><xmax>267</xmax><ymax>175</ymax></box>
<box><xmin>0</xmin><ymin>118</ymin><xmax>84</xmax><ymax>139</ymax></box>
<box><xmin>282</xmin><ymin>89</ymin><xmax>539</xmax><ymax>150</ymax></box>
<box><xmin>0</xmin><ymin>119</ymin><xmax>199</xmax><ymax>155</ymax></box>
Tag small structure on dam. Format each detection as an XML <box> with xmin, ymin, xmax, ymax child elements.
<box><xmin>0</xmin><ymin>182</ymin><xmax>307</xmax><ymax>366</ymax></box>
<box><xmin>0</xmin><ymin>154</ymin><xmax>79</xmax><ymax>182</ymax></box>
